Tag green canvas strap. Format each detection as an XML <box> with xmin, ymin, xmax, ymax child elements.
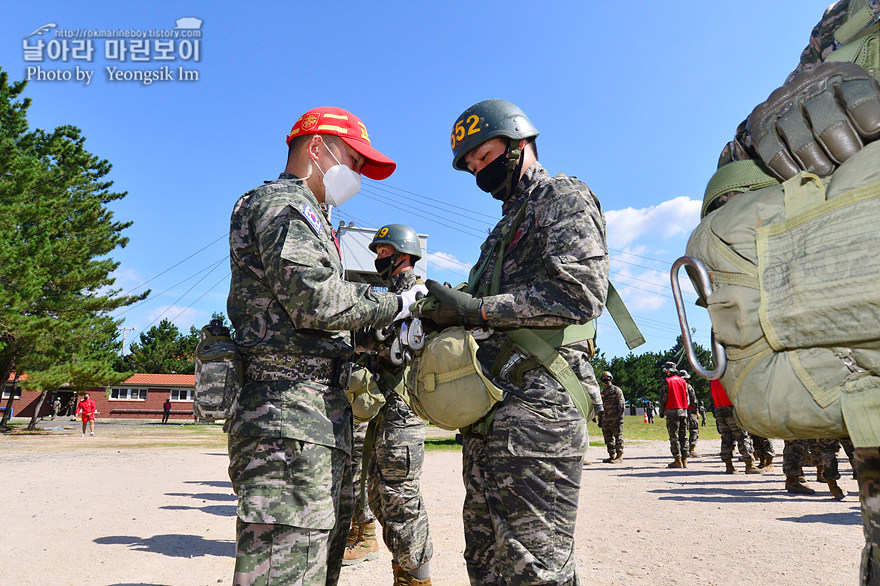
<box><xmin>783</xmin><ymin>172</ymin><xmax>826</xmax><ymax>217</ymax></box>
<box><xmin>504</xmin><ymin>328</ymin><xmax>592</xmax><ymax>419</ymax></box>
<box><xmin>359</xmin><ymin>416</ymin><xmax>379</xmax><ymax>509</ymax></box>
<box><xmin>605</xmin><ymin>282</ymin><xmax>646</xmax><ymax>350</ymax></box>
<box><xmin>835</xmin><ymin>2</ymin><xmax>879</xmax><ymax>46</ymax></box>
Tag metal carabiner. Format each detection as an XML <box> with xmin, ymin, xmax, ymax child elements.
<box><xmin>670</xmin><ymin>256</ymin><xmax>727</xmax><ymax>380</ymax></box>
<box><xmin>389</xmin><ymin>337</ymin><xmax>404</xmax><ymax>366</ymax></box>
<box><xmin>407</xmin><ymin>318</ymin><xmax>426</xmax><ymax>350</ymax></box>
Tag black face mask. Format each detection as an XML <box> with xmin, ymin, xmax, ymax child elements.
<box><xmin>475</xmin><ymin>144</ymin><xmax>524</xmax><ymax>201</ymax></box>
<box><xmin>374</xmin><ymin>253</ymin><xmax>400</xmax><ymax>281</ymax></box>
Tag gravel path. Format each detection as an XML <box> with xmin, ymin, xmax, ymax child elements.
<box><xmin>0</xmin><ymin>425</ymin><xmax>862</xmax><ymax>585</ymax></box>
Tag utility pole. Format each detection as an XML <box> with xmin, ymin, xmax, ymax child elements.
<box><xmin>120</xmin><ymin>326</ymin><xmax>136</xmax><ymax>356</ymax></box>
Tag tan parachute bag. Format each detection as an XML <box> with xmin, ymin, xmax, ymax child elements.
<box><xmin>405</xmin><ymin>326</ymin><xmax>504</xmax><ymax>431</ymax></box>
<box><xmin>194</xmin><ymin>319</ymin><xmax>244</xmax><ymax>420</ymax></box>
<box><xmin>344</xmin><ymin>366</ymin><xmax>386</xmax><ymax>424</ymax></box>
<box><xmin>678</xmin><ymin>140</ymin><xmax>880</xmax><ymax>448</ymax></box>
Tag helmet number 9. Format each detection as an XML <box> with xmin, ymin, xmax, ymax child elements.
<box><xmin>376</xmin><ymin>227</ymin><xmax>389</xmax><ymax>238</ymax></box>
<box><xmin>451</xmin><ymin>115</ymin><xmax>482</xmax><ymax>149</ymax></box>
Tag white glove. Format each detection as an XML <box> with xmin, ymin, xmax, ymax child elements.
<box><xmin>394</xmin><ymin>283</ymin><xmax>428</xmax><ymax>322</ymax></box>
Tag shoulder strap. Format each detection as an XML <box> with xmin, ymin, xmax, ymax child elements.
<box><xmin>605</xmin><ymin>282</ymin><xmax>646</xmax><ymax>350</ymax></box>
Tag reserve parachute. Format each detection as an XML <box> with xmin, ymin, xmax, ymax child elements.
<box><xmin>675</xmin><ymin>140</ymin><xmax>880</xmax><ymax>448</ymax></box>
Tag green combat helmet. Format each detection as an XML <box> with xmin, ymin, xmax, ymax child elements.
<box><xmin>450</xmin><ymin>99</ymin><xmax>539</xmax><ymax>199</ymax></box>
<box><xmin>369</xmin><ymin>223</ymin><xmax>422</xmax><ymax>280</ymax></box>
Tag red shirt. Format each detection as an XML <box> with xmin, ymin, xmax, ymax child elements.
<box><xmin>711</xmin><ymin>379</ymin><xmax>733</xmax><ymax>408</ymax></box>
<box><xmin>76</xmin><ymin>399</ymin><xmax>96</xmax><ymax>416</ymax></box>
<box><xmin>664</xmin><ymin>376</ymin><xmax>688</xmax><ymax>409</ymax></box>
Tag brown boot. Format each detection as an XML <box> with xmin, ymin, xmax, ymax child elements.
<box><xmin>744</xmin><ymin>459</ymin><xmax>763</xmax><ymax>474</ymax></box>
<box><xmin>725</xmin><ymin>460</ymin><xmax>738</xmax><ymax>474</ymax></box>
<box><xmin>602</xmin><ymin>454</ymin><xmax>615</xmax><ymax>463</ymax></box>
<box><xmin>667</xmin><ymin>456</ymin><xmax>684</xmax><ymax>468</ymax></box>
<box><xmin>612</xmin><ymin>450</ymin><xmax>623</xmax><ymax>463</ymax></box>
<box><xmin>816</xmin><ymin>464</ymin><xmax>826</xmax><ymax>483</ymax></box>
<box><xmin>342</xmin><ymin>521</ymin><xmax>380</xmax><ymax>566</ymax></box>
<box><xmin>827</xmin><ymin>479</ymin><xmax>847</xmax><ymax>500</ymax></box>
<box><xmin>394</xmin><ymin>562</ymin><xmax>432</xmax><ymax>586</ymax></box>
<box><xmin>785</xmin><ymin>475</ymin><xmax>817</xmax><ymax>495</ymax></box>
<box><xmin>689</xmin><ymin>444</ymin><xmax>701</xmax><ymax>458</ymax></box>
<box><xmin>681</xmin><ymin>456</ymin><xmax>688</xmax><ymax>468</ymax></box>
<box><xmin>758</xmin><ymin>456</ymin><xmax>775</xmax><ymax>472</ymax></box>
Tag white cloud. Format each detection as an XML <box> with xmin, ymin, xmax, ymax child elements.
<box><xmin>144</xmin><ymin>305</ymin><xmax>207</xmax><ymax>331</ymax></box>
<box><xmin>425</xmin><ymin>251</ymin><xmax>471</xmax><ymax>273</ymax></box>
<box><xmin>605</xmin><ymin>196</ymin><xmax>701</xmax><ymax>249</ymax></box>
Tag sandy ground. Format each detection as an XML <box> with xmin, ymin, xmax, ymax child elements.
<box><xmin>0</xmin><ymin>421</ymin><xmax>864</xmax><ymax>586</ymax></box>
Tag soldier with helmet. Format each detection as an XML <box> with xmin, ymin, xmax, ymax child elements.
<box><xmin>225</xmin><ymin>106</ymin><xmax>426</xmax><ymax>585</ymax></box>
<box><xmin>417</xmin><ymin>99</ymin><xmax>609</xmax><ymax>585</ymax></box>
<box><xmin>599</xmin><ymin>371</ymin><xmax>626</xmax><ymax>463</ymax></box>
<box><xmin>351</xmin><ymin>224</ymin><xmax>434</xmax><ymax>586</ymax></box>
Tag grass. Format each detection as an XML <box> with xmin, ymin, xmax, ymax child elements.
<box><xmin>424</xmin><ymin>414</ymin><xmax>722</xmax><ymax>451</ymax></box>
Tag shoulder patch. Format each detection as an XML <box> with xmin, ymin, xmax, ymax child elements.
<box><xmin>300</xmin><ymin>203</ymin><xmax>323</xmax><ymax>236</ymax></box>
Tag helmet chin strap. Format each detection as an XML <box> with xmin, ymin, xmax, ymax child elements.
<box><xmin>491</xmin><ymin>138</ymin><xmax>524</xmax><ymax>200</ymax></box>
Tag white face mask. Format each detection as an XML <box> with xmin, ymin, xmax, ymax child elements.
<box><xmin>314</xmin><ymin>140</ymin><xmax>362</xmax><ymax>206</ymax></box>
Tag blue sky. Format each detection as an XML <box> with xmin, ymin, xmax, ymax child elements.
<box><xmin>1</xmin><ymin>1</ymin><xmax>831</xmax><ymax>359</ymax></box>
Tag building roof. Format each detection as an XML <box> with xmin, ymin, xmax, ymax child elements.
<box><xmin>121</xmin><ymin>373</ymin><xmax>195</xmax><ymax>387</ymax></box>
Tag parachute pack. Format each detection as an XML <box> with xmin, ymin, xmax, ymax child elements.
<box><xmin>677</xmin><ymin>140</ymin><xmax>880</xmax><ymax>448</ymax></box>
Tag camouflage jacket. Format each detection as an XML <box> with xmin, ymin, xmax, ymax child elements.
<box><xmin>600</xmin><ymin>383</ymin><xmax>626</xmax><ymax>422</ymax></box>
<box><xmin>227</xmin><ymin>173</ymin><xmax>399</xmax><ymax>360</ymax></box>
<box><xmin>470</xmin><ymin>162</ymin><xmax>609</xmax><ymax>410</ymax></box>
<box><xmin>788</xmin><ymin>0</ymin><xmax>880</xmax><ymax>81</ymax></box>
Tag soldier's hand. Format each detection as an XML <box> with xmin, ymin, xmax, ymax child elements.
<box><xmin>394</xmin><ymin>283</ymin><xmax>428</xmax><ymax>322</ymax></box>
<box><xmin>419</xmin><ymin>280</ymin><xmax>486</xmax><ymax>327</ymax></box>
<box><xmin>747</xmin><ymin>61</ymin><xmax>880</xmax><ymax>179</ymax></box>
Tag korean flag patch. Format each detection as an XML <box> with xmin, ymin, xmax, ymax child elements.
<box><xmin>300</xmin><ymin>203</ymin><xmax>323</xmax><ymax>236</ymax></box>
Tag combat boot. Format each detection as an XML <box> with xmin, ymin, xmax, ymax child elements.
<box><xmin>681</xmin><ymin>455</ymin><xmax>688</xmax><ymax>468</ymax></box>
<box><xmin>602</xmin><ymin>454</ymin><xmax>615</xmax><ymax>463</ymax></box>
<box><xmin>342</xmin><ymin>521</ymin><xmax>380</xmax><ymax>566</ymax></box>
<box><xmin>785</xmin><ymin>475</ymin><xmax>817</xmax><ymax>495</ymax></box>
<box><xmin>689</xmin><ymin>444</ymin><xmax>701</xmax><ymax>458</ymax></box>
<box><xmin>393</xmin><ymin>561</ymin><xmax>432</xmax><ymax>586</ymax></box>
<box><xmin>826</xmin><ymin>478</ymin><xmax>847</xmax><ymax>500</ymax></box>
<box><xmin>744</xmin><ymin>459</ymin><xmax>763</xmax><ymax>474</ymax></box>
<box><xmin>612</xmin><ymin>450</ymin><xmax>623</xmax><ymax>463</ymax></box>
<box><xmin>758</xmin><ymin>456</ymin><xmax>775</xmax><ymax>472</ymax></box>
<box><xmin>725</xmin><ymin>460</ymin><xmax>738</xmax><ymax>474</ymax></box>
<box><xmin>667</xmin><ymin>456</ymin><xmax>684</xmax><ymax>468</ymax></box>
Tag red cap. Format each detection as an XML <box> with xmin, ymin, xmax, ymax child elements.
<box><xmin>286</xmin><ymin>106</ymin><xmax>397</xmax><ymax>180</ymax></box>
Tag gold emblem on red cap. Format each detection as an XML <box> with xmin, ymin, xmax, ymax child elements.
<box><xmin>301</xmin><ymin>113</ymin><xmax>319</xmax><ymax>132</ymax></box>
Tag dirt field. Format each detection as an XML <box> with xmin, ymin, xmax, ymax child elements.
<box><xmin>0</xmin><ymin>421</ymin><xmax>864</xmax><ymax>585</ymax></box>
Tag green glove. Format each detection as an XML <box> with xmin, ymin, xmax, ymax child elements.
<box><xmin>422</xmin><ymin>279</ymin><xmax>486</xmax><ymax>327</ymax></box>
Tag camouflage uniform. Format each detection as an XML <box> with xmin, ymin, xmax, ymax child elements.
<box><xmin>686</xmin><ymin>384</ymin><xmax>700</xmax><ymax>453</ymax></box>
<box><xmin>226</xmin><ymin>174</ymin><xmax>399</xmax><ymax>585</ymax></box>
<box><xmin>600</xmin><ymin>381</ymin><xmax>625</xmax><ymax>459</ymax></box>
<box><xmin>462</xmin><ymin>162</ymin><xmax>608</xmax><ymax>585</ymax></box>
<box><xmin>714</xmin><ymin>405</ymin><xmax>755</xmax><ymax>464</ymax></box>
<box><xmin>751</xmin><ymin>435</ymin><xmax>776</xmax><ymax>462</ymax></box>
<box><xmin>366</xmin><ymin>269</ymin><xmax>433</xmax><ymax>575</ymax></box>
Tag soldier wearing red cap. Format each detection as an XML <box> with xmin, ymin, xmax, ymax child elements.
<box><xmin>225</xmin><ymin>107</ymin><xmax>425</xmax><ymax>586</ymax></box>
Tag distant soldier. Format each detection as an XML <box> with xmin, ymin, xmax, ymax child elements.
<box><xmin>659</xmin><ymin>362</ymin><xmax>689</xmax><ymax>468</ymax></box>
<box><xmin>646</xmin><ymin>401</ymin><xmax>654</xmax><ymax>423</ymax></box>
<box><xmin>711</xmin><ymin>380</ymin><xmax>761</xmax><ymax>474</ymax></box>
<box><xmin>699</xmin><ymin>401</ymin><xmax>707</xmax><ymax>427</ymax></box>
<box><xmin>680</xmin><ymin>370</ymin><xmax>701</xmax><ymax>457</ymax></box>
<box><xmin>599</xmin><ymin>372</ymin><xmax>625</xmax><ymax>463</ymax></box>
<box><xmin>51</xmin><ymin>396</ymin><xmax>61</xmax><ymax>420</ymax></box>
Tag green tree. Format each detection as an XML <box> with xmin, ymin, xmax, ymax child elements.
<box><xmin>127</xmin><ymin>319</ymin><xmax>199</xmax><ymax>374</ymax></box>
<box><xmin>0</xmin><ymin>69</ymin><xmax>145</xmax><ymax>430</ymax></box>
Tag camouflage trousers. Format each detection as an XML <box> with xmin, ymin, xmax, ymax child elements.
<box><xmin>228</xmin><ymin>435</ymin><xmax>353</xmax><ymax>586</ymax></box>
<box><xmin>714</xmin><ymin>405</ymin><xmax>753</xmax><ymax>462</ymax></box>
<box><xmin>601</xmin><ymin>420</ymin><xmax>623</xmax><ymax>456</ymax></box>
<box><xmin>688</xmin><ymin>412</ymin><xmax>700</xmax><ymax>447</ymax></box>
<box><xmin>665</xmin><ymin>414</ymin><xmax>688</xmax><ymax>457</ymax></box>
<box><xmin>751</xmin><ymin>435</ymin><xmax>775</xmax><ymax>460</ymax></box>
<box><xmin>366</xmin><ymin>395</ymin><xmax>433</xmax><ymax>572</ymax></box>
<box><xmin>782</xmin><ymin>438</ymin><xmax>845</xmax><ymax>479</ymax></box>
<box><xmin>352</xmin><ymin>421</ymin><xmax>375</xmax><ymax>524</ymax></box>
<box><xmin>854</xmin><ymin>448</ymin><xmax>880</xmax><ymax>586</ymax></box>
<box><xmin>461</xmin><ymin>397</ymin><xmax>587</xmax><ymax>586</ymax></box>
